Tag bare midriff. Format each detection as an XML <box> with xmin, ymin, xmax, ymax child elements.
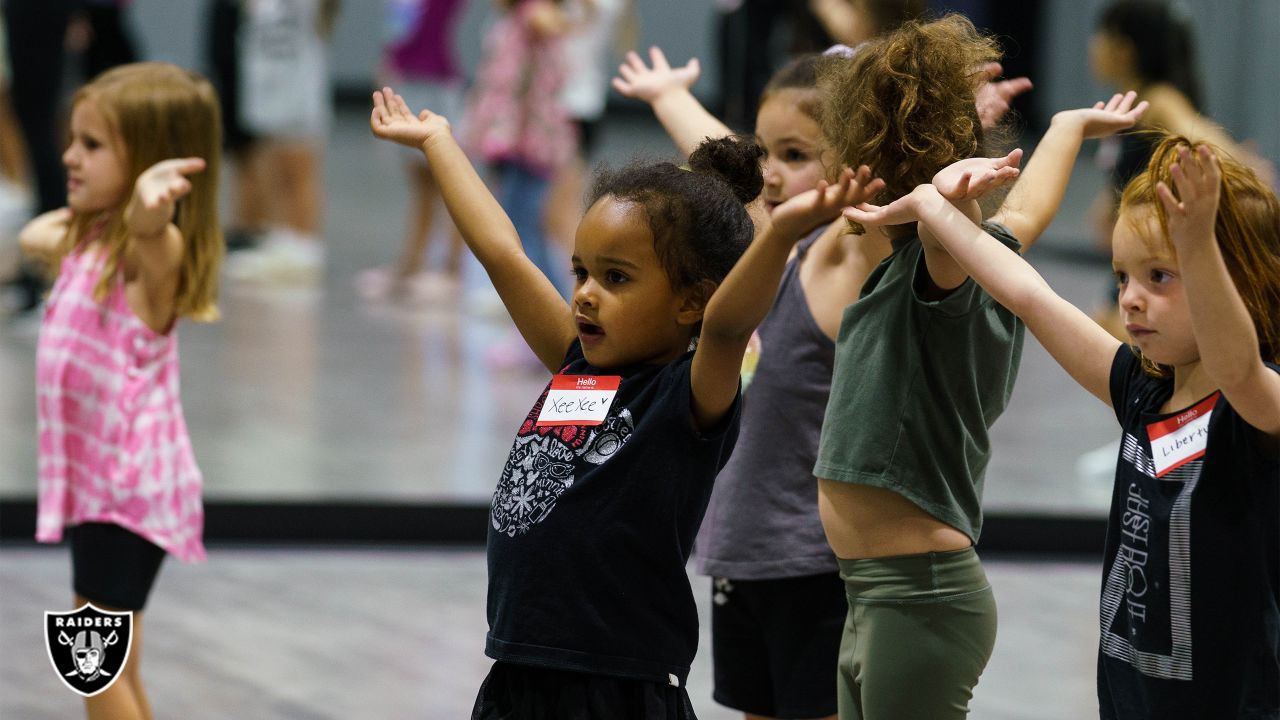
<box><xmin>818</xmin><ymin>479</ymin><xmax>972</xmax><ymax>559</ymax></box>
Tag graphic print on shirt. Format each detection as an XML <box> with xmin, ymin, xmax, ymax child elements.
<box><xmin>1099</xmin><ymin>429</ymin><xmax>1205</xmax><ymax>681</ymax></box>
<box><xmin>491</xmin><ymin>388</ymin><xmax>634</xmax><ymax>537</ymax></box>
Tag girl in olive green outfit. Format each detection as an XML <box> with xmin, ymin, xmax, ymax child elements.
<box><xmin>813</xmin><ymin>16</ymin><xmax>1148</xmax><ymax>719</ymax></box>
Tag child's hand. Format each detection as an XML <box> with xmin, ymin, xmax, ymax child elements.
<box><xmin>931</xmin><ymin>149</ymin><xmax>1023</xmax><ymax>203</ymax></box>
<box><xmin>612</xmin><ymin>47</ymin><xmax>700</xmax><ymax>103</ymax></box>
<box><xmin>125</xmin><ymin>157</ymin><xmax>205</xmax><ymax>239</ymax></box>
<box><xmin>1157</xmin><ymin>144</ymin><xmax>1222</xmax><ymax>254</ymax></box>
<box><xmin>843</xmin><ymin>184</ymin><xmax>947</xmax><ymax>229</ymax></box>
<box><xmin>1052</xmin><ymin>91</ymin><xmax>1148</xmax><ymax>140</ymax></box>
<box><xmin>370</xmin><ymin>87</ymin><xmax>451</xmax><ymax>150</ymax></box>
<box><xmin>771</xmin><ymin>166</ymin><xmax>884</xmax><ymax>240</ymax></box>
<box><xmin>975</xmin><ymin>62</ymin><xmax>1033</xmax><ymax>129</ymax></box>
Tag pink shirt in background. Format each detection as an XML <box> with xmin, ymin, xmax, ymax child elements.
<box><xmin>35</xmin><ymin>239</ymin><xmax>205</xmax><ymax>563</ymax></box>
<box><xmin>385</xmin><ymin>0</ymin><xmax>467</xmax><ymax>82</ymax></box>
<box><xmin>463</xmin><ymin>0</ymin><xmax>575</xmax><ymax>176</ymax></box>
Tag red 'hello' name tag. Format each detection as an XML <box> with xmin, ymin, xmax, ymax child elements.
<box><xmin>535</xmin><ymin>375</ymin><xmax>621</xmax><ymax>427</ymax></box>
<box><xmin>1146</xmin><ymin>393</ymin><xmax>1218</xmax><ymax>478</ymax></box>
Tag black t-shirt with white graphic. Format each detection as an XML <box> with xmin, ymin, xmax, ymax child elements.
<box><xmin>485</xmin><ymin>340</ymin><xmax>741</xmax><ymax>686</ymax></box>
<box><xmin>1100</xmin><ymin>347</ymin><xmax>1279</xmax><ymax>719</ymax></box>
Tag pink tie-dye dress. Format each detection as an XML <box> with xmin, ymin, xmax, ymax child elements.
<box><xmin>35</xmin><ymin>240</ymin><xmax>205</xmax><ymax>563</ymax></box>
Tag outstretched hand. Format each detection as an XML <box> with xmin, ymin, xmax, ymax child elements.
<box><xmin>1055</xmin><ymin>91</ymin><xmax>1148</xmax><ymax>140</ymax></box>
<box><xmin>975</xmin><ymin>62</ymin><xmax>1033</xmax><ymax>129</ymax></box>
<box><xmin>931</xmin><ymin>149</ymin><xmax>1024</xmax><ymax>203</ymax></box>
<box><xmin>1157</xmin><ymin>144</ymin><xmax>1222</xmax><ymax>254</ymax></box>
<box><xmin>771</xmin><ymin>166</ymin><xmax>885</xmax><ymax>239</ymax></box>
<box><xmin>370</xmin><ymin>87</ymin><xmax>451</xmax><ymax>149</ymax></box>
<box><xmin>842</xmin><ymin>185</ymin><xmax>939</xmax><ymax>229</ymax></box>
<box><xmin>612</xmin><ymin>47</ymin><xmax>701</xmax><ymax>103</ymax></box>
<box><xmin>125</xmin><ymin>157</ymin><xmax>205</xmax><ymax>239</ymax></box>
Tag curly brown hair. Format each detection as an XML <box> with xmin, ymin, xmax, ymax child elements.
<box><xmin>819</xmin><ymin>14</ymin><xmax>1000</xmax><ymax>234</ymax></box>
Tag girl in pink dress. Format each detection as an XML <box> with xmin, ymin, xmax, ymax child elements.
<box><xmin>464</xmin><ymin>0</ymin><xmax>576</xmax><ymax>290</ymax></box>
<box><xmin>18</xmin><ymin>62</ymin><xmax>222</xmax><ymax>719</ymax></box>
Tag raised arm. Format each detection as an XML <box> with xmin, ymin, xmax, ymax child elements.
<box><xmin>1141</xmin><ymin>84</ymin><xmax>1277</xmax><ymax>189</ymax></box>
<box><xmin>1160</xmin><ymin>145</ymin><xmax>1280</xmax><ymax>437</ymax></box>
<box><xmin>370</xmin><ymin>88</ymin><xmax>575</xmax><ymax>371</ymax></box>
<box><xmin>121</xmin><ymin>157</ymin><xmax>208</xmax><ymax>329</ymax></box>
<box><xmin>612</xmin><ymin>47</ymin><xmax>732</xmax><ymax>158</ymax></box>
<box><xmin>914</xmin><ymin>149</ymin><xmax>1024</xmax><ymax>293</ymax></box>
<box><xmin>691</xmin><ymin>168</ymin><xmax>882</xmax><ymax>429</ymax></box>
<box><xmin>847</xmin><ymin>181</ymin><xmax>1122</xmax><ymax>405</ymax></box>
<box><xmin>991</xmin><ymin>91</ymin><xmax>1147</xmax><ymax>251</ymax></box>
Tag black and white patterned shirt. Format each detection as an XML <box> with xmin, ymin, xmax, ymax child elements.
<box><xmin>1100</xmin><ymin>348</ymin><xmax>1279</xmax><ymax>719</ymax></box>
<box><xmin>485</xmin><ymin>340</ymin><xmax>741</xmax><ymax>686</ymax></box>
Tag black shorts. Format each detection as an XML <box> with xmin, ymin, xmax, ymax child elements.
<box><xmin>710</xmin><ymin>571</ymin><xmax>846</xmax><ymax>719</ymax></box>
<box><xmin>472</xmin><ymin>662</ymin><xmax>698</xmax><ymax>720</ymax></box>
<box><xmin>69</xmin><ymin>523</ymin><xmax>167</xmax><ymax>611</ymax></box>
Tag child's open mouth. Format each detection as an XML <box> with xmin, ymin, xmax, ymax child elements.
<box><xmin>577</xmin><ymin>320</ymin><xmax>605</xmax><ymax>345</ymax></box>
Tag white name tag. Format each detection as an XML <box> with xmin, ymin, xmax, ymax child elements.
<box><xmin>536</xmin><ymin>375</ymin><xmax>621</xmax><ymax>427</ymax></box>
<box><xmin>1146</xmin><ymin>393</ymin><xmax>1218</xmax><ymax>478</ymax></box>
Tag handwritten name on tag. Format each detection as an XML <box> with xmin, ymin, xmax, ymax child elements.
<box><xmin>1147</xmin><ymin>393</ymin><xmax>1218</xmax><ymax>478</ymax></box>
<box><xmin>536</xmin><ymin>375</ymin><xmax>621</xmax><ymax>427</ymax></box>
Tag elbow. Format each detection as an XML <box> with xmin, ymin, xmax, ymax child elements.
<box><xmin>698</xmin><ymin>310</ymin><xmax>756</xmax><ymax>348</ymax></box>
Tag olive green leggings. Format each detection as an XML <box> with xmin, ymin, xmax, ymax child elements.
<box><xmin>836</xmin><ymin>547</ymin><xmax>997</xmax><ymax>720</ymax></box>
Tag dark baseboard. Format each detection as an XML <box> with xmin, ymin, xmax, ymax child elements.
<box><xmin>0</xmin><ymin>499</ymin><xmax>1105</xmax><ymax>557</ymax></box>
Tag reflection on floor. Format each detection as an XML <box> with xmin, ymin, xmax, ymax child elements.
<box><xmin>0</xmin><ymin>107</ymin><xmax>1121</xmax><ymax>513</ymax></box>
<box><xmin>0</xmin><ymin>547</ymin><xmax>1101</xmax><ymax>719</ymax></box>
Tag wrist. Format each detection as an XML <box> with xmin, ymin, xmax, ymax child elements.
<box><xmin>650</xmin><ymin>85</ymin><xmax>694</xmax><ymax>110</ymax></box>
<box><xmin>1049</xmin><ymin>111</ymin><xmax>1088</xmax><ymax>137</ymax></box>
<box><xmin>419</xmin><ymin>127</ymin><xmax>454</xmax><ymax>155</ymax></box>
<box><xmin>912</xmin><ymin>183</ymin><xmax>944</xmax><ymax>209</ymax></box>
<box><xmin>1170</xmin><ymin>229</ymin><xmax>1218</xmax><ymax>257</ymax></box>
<box><xmin>127</xmin><ymin>220</ymin><xmax>169</xmax><ymax>242</ymax></box>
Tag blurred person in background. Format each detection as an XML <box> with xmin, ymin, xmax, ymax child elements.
<box><xmin>1087</xmin><ymin>0</ymin><xmax>1276</xmax><ymax>337</ymax></box>
<box><xmin>354</xmin><ymin>0</ymin><xmax>470</xmax><ymax>305</ymax></box>
<box><xmin>224</xmin><ymin>0</ymin><xmax>340</xmax><ymax>285</ymax></box>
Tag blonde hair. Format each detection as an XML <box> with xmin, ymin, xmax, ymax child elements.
<box><xmin>58</xmin><ymin>62</ymin><xmax>224</xmax><ymax>322</ymax></box>
<box><xmin>1119</xmin><ymin>135</ymin><xmax>1280</xmax><ymax>377</ymax></box>
<box><xmin>819</xmin><ymin>14</ymin><xmax>1000</xmax><ymax>236</ymax></box>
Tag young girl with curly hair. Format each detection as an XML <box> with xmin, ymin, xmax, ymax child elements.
<box><xmin>814</xmin><ymin>16</ymin><xmax>1146</xmax><ymax>718</ymax></box>
<box><xmin>849</xmin><ymin>135</ymin><xmax>1279</xmax><ymax>719</ymax></box>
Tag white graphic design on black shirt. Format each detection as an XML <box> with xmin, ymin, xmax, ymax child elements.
<box><xmin>491</xmin><ymin>408</ymin><xmax>635</xmax><ymax>538</ymax></box>
<box><xmin>1099</xmin><ymin>431</ymin><xmax>1200</xmax><ymax>681</ymax></box>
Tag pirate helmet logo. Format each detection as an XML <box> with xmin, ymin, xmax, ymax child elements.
<box><xmin>44</xmin><ymin>603</ymin><xmax>133</xmax><ymax>697</ymax></box>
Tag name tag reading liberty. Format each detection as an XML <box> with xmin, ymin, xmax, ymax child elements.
<box><xmin>1147</xmin><ymin>393</ymin><xmax>1218</xmax><ymax>478</ymax></box>
<box><xmin>536</xmin><ymin>375</ymin><xmax>621</xmax><ymax>427</ymax></box>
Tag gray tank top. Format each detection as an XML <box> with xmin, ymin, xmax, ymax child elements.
<box><xmin>695</xmin><ymin>229</ymin><xmax>838</xmax><ymax>579</ymax></box>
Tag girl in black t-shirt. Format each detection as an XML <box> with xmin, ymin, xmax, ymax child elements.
<box><xmin>369</xmin><ymin>87</ymin><xmax>883</xmax><ymax>718</ymax></box>
<box><xmin>849</xmin><ymin>135</ymin><xmax>1280</xmax><ymax>717</ymax></box>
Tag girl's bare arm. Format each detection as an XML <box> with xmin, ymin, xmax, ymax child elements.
<box><xmin>1162</xmin><ymin>145</ymin><xmax>1280</xmax><ymax>437</ymax></box>
<box><xmin>692</xmin><ymin>168</ymin><xmax>881</xmax><ymax>429</ymax></box>
<box><xmin>371</xmin><ymin>88</ymin><xmax>575</xmax><ymax>371</ymax></box>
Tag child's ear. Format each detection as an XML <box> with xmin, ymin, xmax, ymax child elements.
<box><xmin>676</xmin><ymin>279</ymin><xmax>716</xmax><ymax>327</ymax></box>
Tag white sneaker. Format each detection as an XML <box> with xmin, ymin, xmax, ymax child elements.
<box><xmin>225</xmin><ymin>228</ymin><xmax>324</xmax><ymax>285</ymax></box>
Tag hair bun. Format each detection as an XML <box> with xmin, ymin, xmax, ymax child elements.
<box><xmin>688</xmin><ymin>135</ymin><xmax>765</xmax><ymax>204</ymax></box>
